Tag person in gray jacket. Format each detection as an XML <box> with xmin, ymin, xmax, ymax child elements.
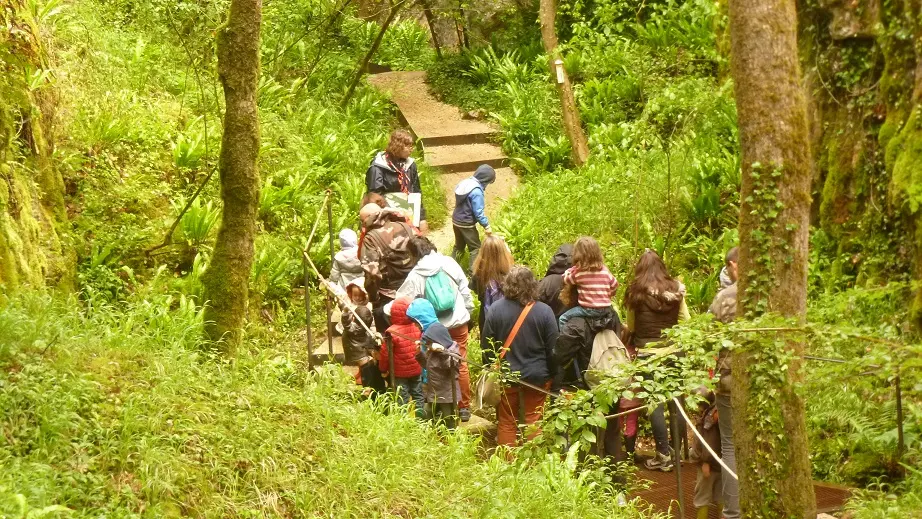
<box><xmin>330</xmin><ymin>228</ymin><xmax>364</xmax><ymax>291</ymax></box>
<box><xmin>392</xmin><ymin>236</ymin><xmax>475</xmax><ymax>421</ymax></box>
<box><xmin>708</xmin><ymin>246</ymin><xmax>740</xmax><ymax>519</ymax></box>
<box><xmin>419</xmin><ymin>322</ymin><xmax>461</xmax><ymax>428</ymax></box>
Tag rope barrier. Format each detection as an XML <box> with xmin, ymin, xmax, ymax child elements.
<box><xmin>672</xmin><ymin>397</ymin><xmax>739</xmax><ymax>481</ymax></box>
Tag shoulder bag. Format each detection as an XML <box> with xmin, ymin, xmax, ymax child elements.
<box><xmin>473</xmin><ymin>302</ymin><xmax>535</xmax><ymax>411</ymax></box>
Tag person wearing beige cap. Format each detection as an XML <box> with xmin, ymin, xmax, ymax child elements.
<box><xmin>358</xmin><ymin>202</ymin><xmax>419</xmax><ymax>331</ymax></box>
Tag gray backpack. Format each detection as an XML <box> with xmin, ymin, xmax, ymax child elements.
<box><xmin>585</xmin><ymin>329</ymin><xmax>631</xmax><ymax>388</ymax></box>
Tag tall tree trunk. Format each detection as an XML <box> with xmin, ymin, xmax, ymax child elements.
<box><xmin>342</xmin><ymin>0</ymin><xmax>402</xmax><ymax>107</ymax></box>
<box><xmin>0</xmin><ymin>0</ymin><xmax>72</xmax><ymax>289</ymax></box>
<box><xmin>418</xmin><ymin>0</ymin><xmax>442</xmax><ymax>59</ymax></box>
<box><xmin>202</xmin><ymin>0</ymin><xmax>262</xmax><ymax>351</ymax></box>
<box><xmin>538</xmin><ymin>0</ymin><xmax>589</xmax><ymax>166</ymax></box>
<box><xmin>728</xmin><ymin>0</ymin><xmax>817</xmax><ymax>517</ymax></box>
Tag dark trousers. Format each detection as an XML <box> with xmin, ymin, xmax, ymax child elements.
<box><xmin>371</xmin><ymin>296</ymin><xmax>393</xmax><ymax>334</ymax></box>
<box><xmin>360</xmin><ymin>362</ymin><xmax>387</xmax><ymax>397</ymax></box>
<box><xmin>650</xmin><ymin>404</ymin><xmax>670</xmax><ymax>454</ymax></box>
<box><xmin>425</xmin><ymin>402</ymin><xmax>458</xmax><ymax>429</ymax></box>
<box><xmin>452</xmin><ymin>224</ymin><xmax>481</xmax><ymax>272</ymax></box>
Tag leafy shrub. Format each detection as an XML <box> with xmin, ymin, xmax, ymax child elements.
<box><xmin>0</xmin><ymin>293</ymin><xmax>662</xmax><ymax>518</ymax></box>
<box><xmin>176</xmin><ymin>197</ymin><xmax>219</xmax><ymax>247</ymax></box>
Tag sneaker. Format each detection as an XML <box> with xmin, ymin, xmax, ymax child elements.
<box><xmin>644</xmin><ymin>448</ymin><xmax>675</xmax><ymax>472</ymax></box>
<box><xmin>459</xmin><ymin>408</ymin><xmax>471</xmax><ymax>422</ymax></box>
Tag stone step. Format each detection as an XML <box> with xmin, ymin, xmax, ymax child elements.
<box><xmin>368</xmin><ymin>71</ymin><xmax>500</xmax><ymax>146</ymax></box>
<box><xmin>420</xmin><ymin>132</ymin><xmax>498</xmax><ymax>148</ymax></box>
<box><xmin>424</xmin><ymin>143</ymin><xmax>509</xmax><ymax>173</ymax></box>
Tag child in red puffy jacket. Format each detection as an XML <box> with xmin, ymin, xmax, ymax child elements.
<box><xmin>379</xmin><ymin>297</ymin><xmax>424</xmax><ymax>417</ymax></box>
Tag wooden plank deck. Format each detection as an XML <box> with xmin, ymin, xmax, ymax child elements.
<box><xmin>629</xmin><ymin>461</ymin><xmax>853</xmax><ymax>518</ymax></box>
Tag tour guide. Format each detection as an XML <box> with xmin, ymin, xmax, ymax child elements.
<box><xmin>366</xmin><ymin>129</ymin><xmax>428</xmax><ymax>234</ymax></box>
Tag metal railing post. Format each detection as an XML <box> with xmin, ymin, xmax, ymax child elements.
<box><xmin>386</xmin><ymin>334</ymin><xmax>397</xmax><ymax>392</ymax></box>
<box><xmin>326</xmin><ymin>191</ymin><xmax>336</xmax><ymax>357</ymax></box>
<box><xmin>304</xmin><ymin>256</ymin><xmax>314</xmax><ymax>370</ymax></box>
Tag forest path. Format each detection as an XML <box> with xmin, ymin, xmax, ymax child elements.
<box><xmin>367</xmin><ymin>70</ymin><xmax>518</xmax><ymax>253</ymax></box>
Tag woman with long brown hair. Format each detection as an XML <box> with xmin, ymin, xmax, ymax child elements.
<box><xmin>623</xmin><ymin>249</ymin><xmax>689</xmax><ymax>471</ymax></box>
<box><xmin>471</xmin><ymin>235</ymin><xmax>513</xmax><ymax>331</ymax></box>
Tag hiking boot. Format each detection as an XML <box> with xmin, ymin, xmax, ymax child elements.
<box><xmin>644</xmin><ymin>447</ymin><xmax>675</xmax><ymax>472</ymax></box>
<box><xmin>459</xmin><ymin>408</ymin><xmax>471</xmax><ymax>422</ymax></box>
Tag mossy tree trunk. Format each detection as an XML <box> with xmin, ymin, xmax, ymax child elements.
<box><xmin>538</xmin><ymin>0</ymin><xmax>589</xmax><ymax>166</ymax></box>
<box><xmin>0</xmin><ymin>0</ymin><xmax>72</xmax><ymax>290</ymax></box>
<box><xmin>202</xmin><ymin>0</ymin><xmax>262</xmax><ymax>351</ymax></box>
<box><xmin>728</xmin><ymin>0</ymin><xmax>817</xmax><ymax>517</ymax></box>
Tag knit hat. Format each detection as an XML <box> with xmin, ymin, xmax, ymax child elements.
<box><xmin>422</xmin><ymin>322</ymin><xmax>453</xmax><ymax>348</ymax></box>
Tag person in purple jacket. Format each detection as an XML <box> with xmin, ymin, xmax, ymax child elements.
<box><xmin>452</xmin><ymin>164</ymin><xmax>496</xmax><ymax>271</ymax></box>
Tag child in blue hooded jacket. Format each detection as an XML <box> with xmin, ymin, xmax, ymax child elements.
<box><xmin>452</xmin><ymin>164</ymin><xmax>496</xmax><ymax>271</ymax></box>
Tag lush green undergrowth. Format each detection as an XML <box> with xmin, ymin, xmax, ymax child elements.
<box><xmin>422</xmin><ymin>0</ymin><xmax>922</xmax><ymax>513</ymax></box>
<box><xmin>426</xmin><ymin>0</ymin><xmax>739</xmax><ymax>310</ymax></box>
<box><xmin>49</xmin><ymin>0</ymin><xmax>442</xmax><ymax>314</ymax></box>
<box><xmin>0</xmin><ymin>292</ymin><xmax>662</xmax><ymax>518</ymax></box>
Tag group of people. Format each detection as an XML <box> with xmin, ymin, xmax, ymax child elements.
<box><xmin>327</xmin><ymin>129</ymin><xmax>742</xmax><ymax>519</ymax></box>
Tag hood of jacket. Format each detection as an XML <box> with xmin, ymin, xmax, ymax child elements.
<box><xmin>372</xmin><ymin>151</ymin><xmax>416</xmax><ymax>172</ymax></box>
<box><xmin>339</xmin><ymin>228</ymin><xmax>358</xmax><ymax>249</ymax></box>
<box><xmin>474</xmin><ymin>164</ymin><xmax>496</xmax><ymax>185</ymax></box>
<box><xmin>407</xmin><ymin>298</ymin><xmax>438</xmax><ymax>331</ymax></box>
<box><xmin>335</xmin><ymin>248</ymin><xmax>361</xmax><ymax>268</ymax></box>
<box><xmin>545</xmin><ymin>244</ymin><xmax>574</xmax><ymax>276</ymax></box>
<box><xmin>638</xmin><ymin>283</ymin><xmax>687</xmax><ymax>312</ymax></box>
<box><xmin>454</xmin><ymin>165</ymin><xmax>496</xmax><ymax>196</ymax></box>
<box><xmin>422</xmin><ymin>322</ymin><xmax>454</xmax><ymax>348</ymax></box>
<box><xmin>413</xmin><ymin>252</ymin><xmax>449</xmax><ymax>276</ymax></box>
<box><xmin>390</xmin><ymin>297</ymin><xmax>413</xmax><ymax>326</ymax></box>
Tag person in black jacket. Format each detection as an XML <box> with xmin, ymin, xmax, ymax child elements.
<box><xmin>365</xmin><ymin>129</ymin><xmax>428</xmax><ymax>234</ymax></box>
<box><xmin>537</xmin><ymin>244</ymin><xmax>574</xmax><ymax>318</ymax></box>
<box><xmin>554</xmin><ymin>310</ymin><xmax>622</xmax><ymax>390</ymax></box>
<box><xmin>482</xmin><ymin>266</ymin><xmax>559</xmax><ymax>447</ymax></box>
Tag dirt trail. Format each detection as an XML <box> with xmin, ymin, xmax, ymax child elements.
<box><xmin>365</xmin><ymin>70</ymin><xmax>517</xmax><ymax>435</ymax></box>
<box><xmin>368</xmin><ymin>71</ymin><xmax>518</xmax><ymax>253</ymax></box>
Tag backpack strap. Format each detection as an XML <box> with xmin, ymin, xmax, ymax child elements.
<box><xmin>499</xmin><ymin>302</ymin><xmax>535</xmax><ymax>360</ymax></box>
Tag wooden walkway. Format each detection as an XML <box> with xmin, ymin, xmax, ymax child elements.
<box><xmin>630</xmin><ymin>461</ymin><xmax>852</xmax><ymax>518</ymax></box>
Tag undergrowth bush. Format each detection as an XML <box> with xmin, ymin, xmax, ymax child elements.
<box><xmin>52</xmin><ymin>0</ymin><xmax>447</xmax><ymax>312</ymax></box>
<box><xmin>0</xmin><ymin>293</ymin><xmax>662</xmax><ymax>518</ymax></box>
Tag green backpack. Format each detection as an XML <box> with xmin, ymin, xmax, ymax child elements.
<box><xmin>425</xmin><ymin>269</ymin><xmax>457</xmax><ymax>314</ymax></box>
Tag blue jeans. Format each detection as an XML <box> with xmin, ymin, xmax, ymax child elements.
<box><xmin>395</xmin><ymin>376</ymin><xmax>424</xmax><ymax>418</ymax></box>
<box><xmin>558</xmin><ymin>305</ymin><xmax>611</xmax><ymax>329</ymax></box>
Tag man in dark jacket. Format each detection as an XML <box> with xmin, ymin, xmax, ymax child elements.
<box><xmin>537</xmin><ymin>244</ymin><xmax>574</xmax><ymax>318</ymax></box>
<box><xmin>452</xmin><ymin>164</ymin><xmax>496</xmax><ymax>270</ymax></box>
<box><xmin>366</xmin><ymin>129</ymin><xmax>428</xmax><ymax>234</ymax></box>
<box><xmin>554</xmin><ymin>310</ymin><xmax>622</xmax><ymax>390</ymax></box>
<box><xmin>555</xmin><ymin>309</ymin><xmax>630</xmax><ymax>459</ymax></box>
